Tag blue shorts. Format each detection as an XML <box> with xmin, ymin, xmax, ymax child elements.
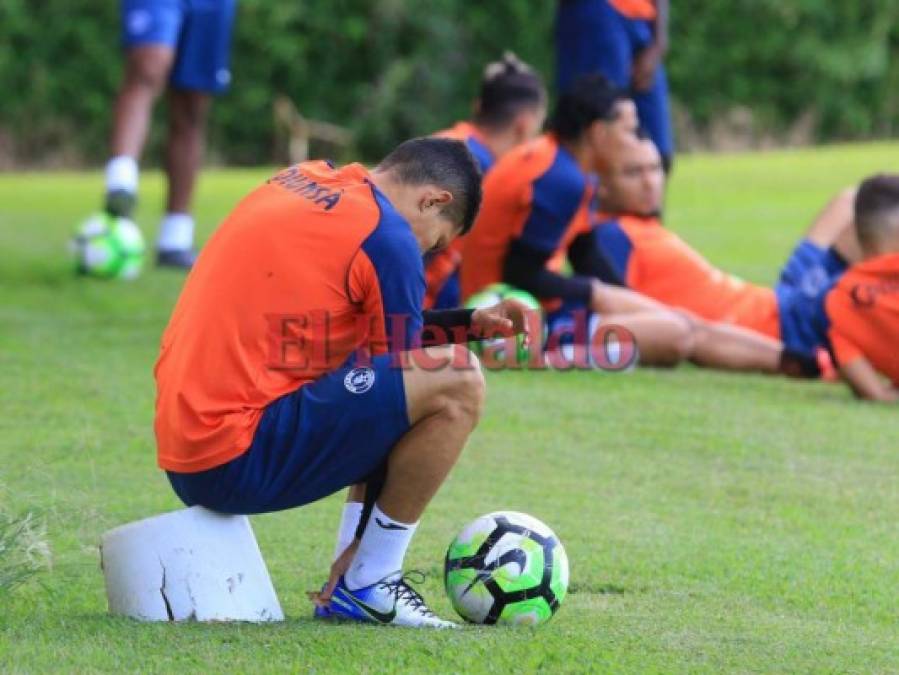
<box><xmin>167</xmin><ymin>354</ymin><xmax>410</xmax><ymax>514</ymax></box>
<box><xmin>121</xmin><ymin>0</ymin><xmax>237</xmax><ymax>94</ymax></box>
<box><xmin>555</xmin><ymin>0</ymin><xmax>673</xmax><ymax>159</ymax></box>
<box><xmin>775</xmin><ymin>240</ymin><xmax>847</xmax><ymax>356</ymax></box>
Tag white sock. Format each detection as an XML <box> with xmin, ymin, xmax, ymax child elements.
<box><xmin>157</xmin><ymin>212</ymin><xmax>195</xmax><ymax>251</ymax></box>
<box><xmin>333</xmin><ymin>501</ymin><xmax>363</xmax><ymax>561</ymax></box>
<box><xmin>345</xmin><ymin>504</ymin><xmax>418</xmax><ymax>590</ymax></box>
<box><xmin>105</xmin><ymin>156</ymin><xmax>138</xmax><ymax>194</ymax></box>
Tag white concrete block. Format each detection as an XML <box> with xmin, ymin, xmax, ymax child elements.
<box><xmin>101</xmin><ymin>506</ymin><xmax>284</xmax><ymax>622</ymax></box>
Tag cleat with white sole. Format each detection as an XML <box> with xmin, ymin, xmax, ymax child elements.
<box><xmin>324</xmin><ymin>571</ymin><xmax>456</xmax><ymax>628</ymax></box>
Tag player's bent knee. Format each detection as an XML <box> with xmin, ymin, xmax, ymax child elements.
<box><xmin>452</xmin><ymin>353</ymin><xmax>486</xmax><ymax>422</ymax></box>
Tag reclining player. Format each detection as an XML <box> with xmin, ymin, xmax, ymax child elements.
<box><xmin>154</xmin><ymin>138</ymin><xmax>528</xmax><ymax>628</ymax></box>
<box><xmin>425</xmin><ymin>53</ymin><xmax>547</xmax><ymax>310</ymax></box>
<box><xmin>823</xmin><ymin>175</ymin><xmax>899</xmax><ymax>402</ymax></box>
<box><xmin>459</xmin><ymin>74</ymin><xmax>809</xmax><ymax>374</ymax></box>
<box><xmin>593</xmin><ymin>134</ymin><xmax>861</xmax><ymax>371</ymax></box>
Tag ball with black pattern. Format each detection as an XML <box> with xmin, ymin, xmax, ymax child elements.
<box><xmin>444</xmin><ymin>511</ymin><xmax>569</xmax><ymax>625</ymax></box>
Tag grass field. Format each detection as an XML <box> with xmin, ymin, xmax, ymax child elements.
<box><xmin>2</xmin><ymin>143</ymin><xmax>899</xmax><ymax>673</ymax></box>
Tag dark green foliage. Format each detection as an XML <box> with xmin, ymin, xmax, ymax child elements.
<box><xmin>0</xmin><ymin>0</ymin><xmax>897</xmax><ymax>166</ymax></box>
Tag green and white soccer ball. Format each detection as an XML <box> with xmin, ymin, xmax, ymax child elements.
<box><xmin>464</xmin><ymin>283</ymin><xmax>542</xmax><ymax>365</ymax></box>
<box><xmin>71</xmin><ymin>213</ymin><xmax>146</xmax><ymax>280</ymax></box>
<box><xmin>444</xmin><ymin>511</ymin><xmax>569</xmax><ymax>626</ymax></box>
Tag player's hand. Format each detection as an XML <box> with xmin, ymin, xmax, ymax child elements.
<box><xmin>472</xmin><ymin>299</ymin><xmax>530</xmax><ymax>338</ymax></box>
<box><xmin>632</xmin><ymin>43</ymin><xmax>664</xmax><ymax>92</ymax></box>
<box><xmin>307</xmin><ymin>539</ymin><xmax>359</xmax><ymax>607</ymax></box>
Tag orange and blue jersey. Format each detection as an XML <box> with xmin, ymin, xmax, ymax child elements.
<box><xmin>424</xmin><ymin>122</ymin><xmax>496</xmax><ymax>309</ymax></box>
<box><xmin>594</xmin><ymin>214</ymin><xmax>781</xmax><ymax>337</ymax></box>
<box><xmin>154</xmin><ymin>161</ymin><xmax>424</xmax><ymax>473</ymax></box>
<box><xmin>460</xmin><ymin>134</ymin><xmax>594</xmax><ymax>305</ymax></box>
<box><xmin>434</xmin><ymin>121</ymin><xmax>495</xmax><ymax>174</ymax></box>
<box><xmin>825</xmin><ymin>253</ymin><xmax>899</xmax><ymax>384</ymax></box>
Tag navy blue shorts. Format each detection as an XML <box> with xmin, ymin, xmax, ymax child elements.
<box><xmin>556</xmin><ymin>0</ymin><xmax>673</xmax><ymax>159</ymax></box>
<box><xmin>167</xmin><ymin>354</ymin><xmax>410</xmax><ymax>514</ymax></box>
<box><xmin>121</xmin><ymin>0</ymin><xmax>237</xmax><ymax>94</ymax></box>
<box><xmin>776</xmin><ymin>239</ymin><xmax>847</xmax><ymax>356</ymax></box>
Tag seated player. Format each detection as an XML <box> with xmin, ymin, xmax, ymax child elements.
<box><xmin>460</xmin><ymin>74</ymin><xmax>805</xmax><ymax>374</ymax></box>
<box><xmin>154</xmin><ymin>138</ymin><xmax>528</xmax><ymax>627</ymax></box>
<box><xmin>425</xmin><ymin>53</ymin><xmax>547</xmax><ymax>310</ymax></box>
<box><xmin>594</xmin><ymin>134</ymin><xmax>861</xmax><ymax>366</ymax></box>
<box><xmin>824</xmin><ymin>175</ymin><xmax>899</xmax><ymax>402</ymax></box>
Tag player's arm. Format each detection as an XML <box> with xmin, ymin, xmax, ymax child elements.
<box><xmin>567</xmin><ymin>229</ymin><xmax>624</xmax><ymax>285</ymax></box>
<box><xmin>839</xmin><ymin>356</ymin><xmax>899</xmax><ymax>402</ymax></box>
<box><xmin>504</xmin><ymin>238</ymin><xmax>595</xmax><ymax>304</ymax></box>
<box><xmin>632</xmin><ymin>0</ymin><xmax>669</xmax><ymax>92</ymax></box>
<box><xmin>654</xmin><ymin>0</ymin><xmax>670</xmax><ymax>54</ymax></box>
<box><xmin>422</xmin><ymin>305</ymin><xmax>529</xmax><ymax>344</ymax></box>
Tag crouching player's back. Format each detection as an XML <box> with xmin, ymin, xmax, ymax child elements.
<box><xmin>154</xmin><ymin>138</ymin><xmax>529</xmax><ymax>627</ymax></box>
<box><xmin>825</xmin><ymin>175</ymin><xmax>899</xmax><ymax>402</ymax></box>
<box><xmin>155</xmin><ymin>160</ymin><xmax>419</xmax><ymax>472</ymax></box>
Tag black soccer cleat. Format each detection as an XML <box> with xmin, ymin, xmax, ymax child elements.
<box><xmin>156</xmin><ymin>248</ymin><xmax>198</xmax><ymax>270</ymax></box>
<box><xmin>104</xmin><ymin>189</ymin><xmax>137</xmax><ymax>219</ymax></box>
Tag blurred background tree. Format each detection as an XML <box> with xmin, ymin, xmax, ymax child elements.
<box><xmin>1</xmin><ymin>0</ymin><xmax>897</xmax><ymax>167</ymax></box>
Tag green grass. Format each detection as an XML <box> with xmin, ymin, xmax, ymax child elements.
<box><xmin>2</xmin><ymin>142</ymin><xmax>899</xmax><ymax>673</ymax></box>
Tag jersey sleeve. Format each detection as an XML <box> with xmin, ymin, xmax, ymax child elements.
<box><xmin>517</xmin><ymin>163</ymin><xmax>588</xmax><ymax>254</ymax></box>
<box><xmin>350</xmin><ymin>192</ymin><xmax>425</xmax><ymax>354</ymax></box>
<box><xmin>593</xmin><ymin>219</ymin><xmax>633</xmax><ymax>286</ymax></box>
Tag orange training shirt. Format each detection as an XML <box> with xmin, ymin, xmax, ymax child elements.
<box><xmin>825</xmin><ymin>253</ymin><xmax>899</xmax><ymax>384</ymax></box>
<box><xmin>594</xmin><ymin>214</ymin><xmax>780</xmax><ymax>337</ymax></box>
<box><xmin>154</xmin><ymin>161</ymin><xmax>424</xmax><ymax>473</ymax></box>
<box><xmin>460</xmin><ymin>134</ymin><xmax>592</xmax><ymax>303</ymax></box>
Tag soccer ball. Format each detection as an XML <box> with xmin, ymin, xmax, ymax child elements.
<box><xmin>444</xmin><ymin>511</ymin><xmax>569</xmax><ymax>626</ymax></box>
<box><xmin>71</xmin><ymin>213</ymin><xmax>146</xmax><ymax>280</ymax></box>
<box><xmin>464</xmin><ymin>283</ymin><xmax>542</xmax><ymax>365</ymax></box>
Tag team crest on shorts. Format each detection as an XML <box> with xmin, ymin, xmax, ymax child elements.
<box><xmin>344</xmin><ymin>366</ymin><xmax>375</xmax><ymax>394</ymax></box>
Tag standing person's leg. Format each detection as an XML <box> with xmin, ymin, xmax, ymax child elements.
<box><xmin>157</xmin><ymin>0</ymin><xmax>237</xmax><ymax>267</ymax></box>
<box><xmin>156</xmin><ymin>90</ymin><xmax>210</xmax><ymax>260</ymax></box>
<box><xmin>105</xmin><ymin>1</ymin><xmax>182</xmax><ymax>216</ymax></box>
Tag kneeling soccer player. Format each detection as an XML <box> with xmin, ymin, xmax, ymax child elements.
<box><xmin>154</xmin><ymin>138</ymin><xmax>527</xmax><ymax>627</ymax></box>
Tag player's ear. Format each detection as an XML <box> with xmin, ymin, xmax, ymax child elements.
<box><xmin>421</xmin><ymin>188</ymin><xmax>453</xmax><ymax>215</ymax></box>
<box><xmin>597</xmin><ymin>179</ymin><xmax>610</xmax><ymax>204</ymax></box>
<box><xmin>511</xmin><ymin>112</ymin><xmax>530</xmax><ymax>144</ymax></box>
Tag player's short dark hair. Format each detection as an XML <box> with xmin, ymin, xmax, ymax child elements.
<box><xmin>551</xmin><ymin>73</ymin><xmax>627</xmax><ymax>141</ymax></box>
<box><xmin>377</xmin><ymin>137</ymin><xmax>483</xmax><ymax>235</ymax></box>
<box><xmin>855</xmin><ymin>174</ymin><xmax>899</xmax><ymax>246</ymax></box>
<box><xmin>473</xmin><ymin>52</ymin><xmax>546</xmax><ymax>129</ymax></box>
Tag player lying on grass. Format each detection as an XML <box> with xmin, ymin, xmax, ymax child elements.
<box><xmin>823</xmin><ymin>175</ymin><xmax>899</xmax><ymax>401</ymax></box>
<box><xmin>460</xmin><ymin>74</ymin><xmax>813</xmax><ymax>374</ymax></box>
<box><xmin>154</xmin><ymin>138</ymin><xmax>529</xmax><ymax>627</ymax></box>
<box><xmin>425</xmin><ymin>52</ymin><xmax>547</xmax><ymax>310</ymax></box>
<box><xmin>593</xmin><ymin>134</ymin><xmax>862</xmax><ymax>374</ymax></box>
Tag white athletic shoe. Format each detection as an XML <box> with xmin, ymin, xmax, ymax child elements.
<box><xmin>324</xmin><ymin>571</ymin><xmax>456</xmax><ymax>628</ymax></box>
